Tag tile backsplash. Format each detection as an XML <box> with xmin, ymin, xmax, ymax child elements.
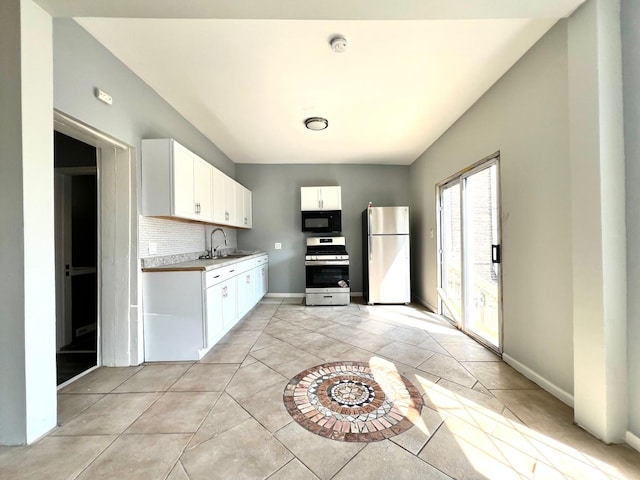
<box><xmin>138</xmin><ymin>216</ymin><xmax>237</xmax><ymax>258</ymax></box>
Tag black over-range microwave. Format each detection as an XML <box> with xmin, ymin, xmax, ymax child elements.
<box><xmin>301</xmin><ymin>210</ymin><xmax>342</xmax><ymax>233</ymax></box>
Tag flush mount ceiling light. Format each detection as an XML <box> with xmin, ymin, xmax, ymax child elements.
<box><xmin>305</xmin><ymin>117</ymin><xmax>328</xmax><ymax>131</ymax></box>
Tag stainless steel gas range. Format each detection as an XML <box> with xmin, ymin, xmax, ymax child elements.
<box><xmin>305</xmin><ymin>237</ymin><xmax>350</xmax><ymax>306</ymax></box>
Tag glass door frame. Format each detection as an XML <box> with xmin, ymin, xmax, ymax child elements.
<box><xmin>436</xmin><ymin>152</ymin><xmax>503</xmax><ymax>354</ymax></box>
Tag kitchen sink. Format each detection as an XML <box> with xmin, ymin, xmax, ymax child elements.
<box><xmin>198</xmin><ymin>251</ymin><xmax>257</xmax><ymax>261</ymax></box>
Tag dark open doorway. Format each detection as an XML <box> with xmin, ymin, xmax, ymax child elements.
<box><xmin>54</xmin><ymin>131</ymin><xmax>99</xmax><ymax>385</ymax></box>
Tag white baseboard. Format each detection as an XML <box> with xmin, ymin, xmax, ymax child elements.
<box><xmin>626</xmin><ymin>431</ymin><xmax>640</xmax><ymax>452</ymax></box>
<box><xmin>265</xmin><ymin>292</ymin><xmax>364</xmax><ymax>298</ymax></box>
<box><xmin>413</xmin><ymin>294</ymin><xmax>437</xmax><ymax>313</ymax></box>
<box><xmin>502</xmin><ymin>353</ymin><xmax>574</xmax><ymax>408</ymax></box>
<box><xmin>265</xmin><ymin>293</ymin><xmax>304</xmax><ymax>298</ymax></box>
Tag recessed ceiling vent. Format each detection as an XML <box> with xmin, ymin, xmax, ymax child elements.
<box><xmin>330</xmin><ymin>35</ymin><xmax>348</xmax><ymax>53</ymax></box>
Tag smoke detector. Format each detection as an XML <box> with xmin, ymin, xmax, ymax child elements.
<box><xmin>330</xmin><ymin>35</ymin><xmax>348</xmax><ymax>53</ymax></box>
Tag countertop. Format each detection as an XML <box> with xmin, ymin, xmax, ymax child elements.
<box><xmin>141</xmin><ymin>251</ymin><xmax>267</xmax><ymax>272</ymax></box>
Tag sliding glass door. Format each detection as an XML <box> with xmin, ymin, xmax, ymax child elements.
<box><xmin>438</xmin><ymin>156</ymin><xmax>501</xmax><ymax>351</ymax></box>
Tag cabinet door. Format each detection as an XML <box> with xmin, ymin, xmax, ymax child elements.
<box><xmin>193</xmin><ymin>156</ymin><xmax>213</xmax><ymax>222</ymax></box>
<box><xmin>205</xmin><ymin>283</ymin><xmax>224</xmax><ymax>347</ymax></box>
<box><xmin>256</xmin><ymin>262</ymin><xmax>268</xmax><ymax>299</ymax></box>
<box><xmin>242</xmin><ymin>188</ymin><xmax>252</xmax><ymax>228</ymax></box>
<box><xmin>262</xmin><ymin>263</ymin><xmax>268</xmax><ymax>297</ymax></box>
<box><xmin>237</xmin><ymin>270</ymin><xmax>253</xmax><ymax>318</ymax></box>
<box><xmin>172</xmin><ymin>142</ymin><xmax>195</xmax><ymax>219</ymax></box>
<box><xmin>320</xmin><ymin>186</ymin><xmax>341</xmax><ymax>210</ymax></box>
<box><xmin>212</xmin><ymin>168</ymin><xmax>226</xmax><ymax>224</ymax></box>
<box><xmin>221</xmin><ymin>277</ymin><xmax>238</xmax><ymax>329</ymax></box>
<box><xmin>234</xmin><ymin>182</ymin><xmax>244</xmax><ymax>227</ymax></box>
<box><xmin>300</xmin><ymin>187</ymin><xmax>320</xmax><ymax>210</ymax></box>
<box><xmin>223</xmin><ymin>175</ymin><xmax>235</xmax><ymax>224</ymax></box>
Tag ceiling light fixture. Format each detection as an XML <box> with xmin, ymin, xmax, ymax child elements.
<box><xmin>305</xmin><ymin>117</ymin><xmax>328</xmax><ymax>131</ymax></box>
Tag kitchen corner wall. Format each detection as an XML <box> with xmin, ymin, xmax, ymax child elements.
<box><xmin>236</xmin><ymin>164</ymin><xmax>410</xmax><ymax>294</ymax></box>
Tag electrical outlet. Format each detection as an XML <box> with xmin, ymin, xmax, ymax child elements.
<box><xmin>149</xmin><ymin>242</ymin><xmax>158</xmax><ymax>255</ymax></box>
<box><xmin>275</xmin><ymin>242</ymin><xmax>282</xmax><ymax>250</ymax></box>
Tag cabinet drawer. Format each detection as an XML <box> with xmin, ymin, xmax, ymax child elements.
<box><xmin>205</xmin><ymin>265</ymin><xmax>238</xmax><ymax>287</ymax></box>
<box><xmin>235</xmin><ymin>258</ymin><xmax>255</xmax><ymax>274</ymax></box>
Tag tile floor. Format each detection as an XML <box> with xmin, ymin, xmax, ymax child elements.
<box><xmin>2</xmin><ymin>298</ymin><xmax>640</xmax><ymax>479</ymax></box>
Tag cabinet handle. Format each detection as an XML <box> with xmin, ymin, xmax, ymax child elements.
<box><xmin>213</xmin><ymin>274</ymin><xmax>220</xmax><ymax>279</ymax></box>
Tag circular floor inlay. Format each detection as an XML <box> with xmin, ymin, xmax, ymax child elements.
<box><xmin>283</xmin><ymin>361</ymin><xmax>423</xmax><ymax>442</ymax></box>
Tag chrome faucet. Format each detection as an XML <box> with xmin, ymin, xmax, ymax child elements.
<box><xmin>210</xmin><ymin>228</ymin><xmax>228</xmax><ymax>257</ymax></box>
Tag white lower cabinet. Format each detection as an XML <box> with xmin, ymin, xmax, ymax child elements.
<box><xmin>143</xmin><ymin>271</ymin><xmax>206</xmax><ymax>362</ymax></box>
<box><xmin>237</xmin><ymin>269</ymin><xmax>254</xmax><ymax>319</ymax></box>
<box><xmin>143</xmin><ymin>254</ymin><xmax>268</xmax><ymax>361</ymax></box>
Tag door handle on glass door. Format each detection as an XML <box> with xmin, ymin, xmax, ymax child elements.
<box><xmin>491</xmin><ymin>244</ymin><xmax>501</xmax><ymax>264</ymax></box>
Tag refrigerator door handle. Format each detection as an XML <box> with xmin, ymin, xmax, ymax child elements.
<box><xmin>368</xmin><ymin>208</ymin><xmax>373</xmax><ymax>260</ymax></box>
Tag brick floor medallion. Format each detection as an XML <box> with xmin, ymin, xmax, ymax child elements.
<box><xmin>283</xmin><ymin>361</ymin><xmax>423</xmax><ymax>442</ymax></box>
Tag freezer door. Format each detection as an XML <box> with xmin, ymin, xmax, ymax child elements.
<box><xmin>368</xmin><ymin>234</ymin><xmax>410</xmax><ymax>303</ymax></box>
<box><xmin>369</xmin><ymin>207</ymin><xmax>410</xmax><ymax>235</ymax></box>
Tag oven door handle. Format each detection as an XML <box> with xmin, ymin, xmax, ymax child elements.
<box><xmin>305</xmin><ymin>260</ymin><xmax>350</xmax><ymax>266</ymax></box>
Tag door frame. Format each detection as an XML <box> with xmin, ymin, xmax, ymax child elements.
<box><xmin>436</xmin><ymin>151</ymin><xmax>503</xmax><ymax>354</ymax></box>
<box><xmin>54</xmin><ymin>109</ymin><xmax>141</xmax><ymax>370</ymax></box>
<box><xmin>54</xmin><ymin>166</ymin><xmax>98</xmax><ymax>353</ymax></box>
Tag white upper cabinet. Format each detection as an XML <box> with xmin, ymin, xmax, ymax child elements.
<box><xmin>300</xmin><ymin>186</ymin><xmax>341</xmax><ymax>211</ymax></box>
<box><xmin>142</xmin><ymin>139</ymin><xmax>213</xmax><ymax>222</ymax></box>
<box><xmin>171</xmin><ymin>142</ymin><xmax>196</xmax><ymax>218</ymax></box>
<box><xmin>143</xmin><ymin>139</ymin><xmax>251</xmax><ymax>228</ymax></box>
<box><xmin>193</xmin><ymin>155</ymin><xmax>213</xmax><ymax>221</ymax></box>
<box><xmin>212</xmin><ymin>168</ymin><xmax>228</xmax><ymax>224</ymax></box>
<box><xmin>212</xmin><ymin>169</ymin><xmax>238</xmax><ymax>226</ymax></box>
<box><xmin>242</xmin><ymin>187</ymin><xmax>252</xmax><ymax>228</ymax></box>
<box><xmin>234</xmin><ymin>183</ymin><xmax>252</xmax><ymax>228</ymax></box>
<box><xmin>234</xmin><ymin>182</ymin><xmax>244</xmax><ymax>227</ymax></box>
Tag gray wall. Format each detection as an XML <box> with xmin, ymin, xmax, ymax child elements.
<box><xmin>53</xmin><ymin>19</ymin><xmax>235</xmax><ymax>178</ymax></box>
<box><xmin>622</xmin><ymin>0</ymin><xmax>640</xmax><ymax>437</ymax></box>
<box><xmin>236</xmin><ymin>164</ymin><xmax>410</xmax><ymax>294</ymax></box>
<box><xmin>409</xmin><ymin>20</ymin><xmax>574</xmax><ymax>397</ymax></box>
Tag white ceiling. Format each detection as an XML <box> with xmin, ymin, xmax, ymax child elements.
<box><xmin>38</xmin><ymin>1</ymin><xmax>587</xmax><ymax>165</ymax></box>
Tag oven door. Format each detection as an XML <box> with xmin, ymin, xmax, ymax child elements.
<box><xmin>305</xmin><ymin>261</ymin><xmax>349</xmax><ymax>289</ymax></box>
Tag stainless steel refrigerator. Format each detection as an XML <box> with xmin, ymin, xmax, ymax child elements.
<box><xmin>362</xmin><ymin>206</ymin><xmax>411</xmax><ymax>304</ymax></box>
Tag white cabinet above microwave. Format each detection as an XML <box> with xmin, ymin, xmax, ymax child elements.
<box><xmin>300</xmin><ymin>186</ymin><xmax>341</xmax><ymax>211</ymax></box>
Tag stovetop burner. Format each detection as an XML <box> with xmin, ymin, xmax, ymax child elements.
<box><xmin>306</xmin><ymin>237</ymin><xmax>348</xmax><ymax>260</ymax></box>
